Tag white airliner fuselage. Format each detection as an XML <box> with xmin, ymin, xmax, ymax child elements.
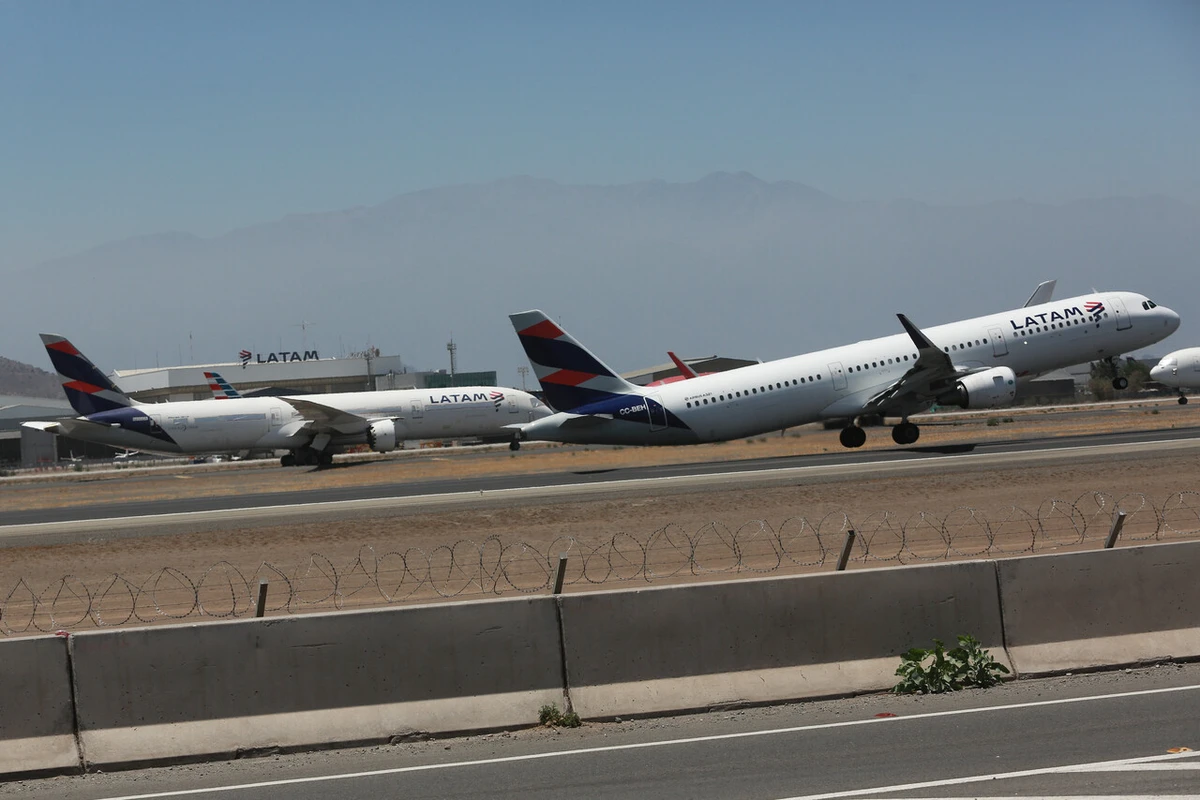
<box><xmin>1150</xmin><ymin>347</ymin><xmax>1200</xmax><ymax>404</ymax></box>
<box><xmin>512</xmin><ymin>290</ymin><xmax>1180</xmax><ymax>448</ymax></box>
<box><xmin>33</xmin><ymin>387</ymin><xmax>549</xmax><ymax>463</ymax></box>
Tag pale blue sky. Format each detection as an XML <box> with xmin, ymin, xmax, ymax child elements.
<box><xmin>2</xmin><ymin>1</ymin><xmax>1197</xmax><ymax>271</ymax></box>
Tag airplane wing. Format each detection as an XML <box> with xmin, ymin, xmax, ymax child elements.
<box><xmin>282</xmin><ymin>397</ymin><xmax>369</xmax><ymax>435</ymax></box>
<box><xmin>824</xmin><ymin>314</ymin><xmax>974</xmax><ymax>420</ymax></box>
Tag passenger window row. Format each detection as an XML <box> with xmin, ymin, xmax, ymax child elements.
<box><xmin>685</xmin><ymin>373</ymin><xmax>825</xmax><ymax>408</ymax></box>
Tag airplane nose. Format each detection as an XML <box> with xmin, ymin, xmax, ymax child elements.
<box><xmin>1163</xmin><ymin>307</ymin><xmax>1181</xmax><ymax>332</ymax></box>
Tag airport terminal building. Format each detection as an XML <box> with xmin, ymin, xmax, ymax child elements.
<box><xmin>114</xmin><ymin>352</ymin><xmax>497</xmax><ymax>402</ymax></box>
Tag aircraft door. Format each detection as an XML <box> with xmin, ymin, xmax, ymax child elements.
<box><xmin>507</xmin><ymin>396</ymin><xmax>519</xmax><ymax>414</ymax></box>
<box><xmin>270</xmin><ymin>407</ymin><xmax>282</xmax><ymax>429</ymax></box>
<box><xmin>1107</xmin><ymin>296</ymin><xmax>1132</xmax><ymax>330</ymax></box>
<box><xmin>410</xmin><ymin>399</ymin><xmax>424</xmax><ymax>419</ymax></box>
<box><xmin>827</xmin><ymin>362</ymin><xmax>847</xmax><ymax>391</ymax></box>
<box><xmin>988</xmin><ymin>327</ymin><xmax>1008</xmax><ymax>357</ymax></box>
<box><xmin>644</xmin><ymin>395</ymin><xmax>668</xmax><ymax>432</ymax></box>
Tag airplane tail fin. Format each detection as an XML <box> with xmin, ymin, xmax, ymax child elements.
<box><xmin>509</xmin><ymin>310</ymin><xmax>642</xmax><ymax>411</ymax></box>
<box><xmin>204</xmin><ymin>371</ymin><xmax>242</xmax><ymax>399</ymax></box>
<box><xmin>667</xmin><ymin>351</ymin><xmax>698</xmax><ymax>380</ymax></box>
<box><xmin>39</xmin><ymin>334</ymin><xmax>134</xmax><ymax>415</ymax></box>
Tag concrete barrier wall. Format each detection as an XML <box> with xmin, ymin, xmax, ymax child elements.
<box><xmin>998</xmin><ymin>540</ymin><xmax>1200</xmax><ymax>675</ymax></box>
<box><xmin>69</xmin><ymin>595</ymin><xmax>564</xmax><ymax>768</ymax></box>
<box><xmin>558</xmin><ymin>560</ymin><xmax>1008</xmax><ymax>719</ymax></box>
<box><xmin>0</xmin><ymin>635</ymin><xmax>80</xmax><ymax>775</ymax></box>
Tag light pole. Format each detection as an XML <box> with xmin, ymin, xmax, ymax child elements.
<box><xmin>517</xmin><ymin>365</ymin><xmax>529</xmax><ymax>391</ymax></box>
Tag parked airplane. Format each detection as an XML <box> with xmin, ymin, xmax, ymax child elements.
<box><xmin>1150</xmin><ymin>347</ymin><xmax>1200</xmax><ymax>404</ymax></box>
<box><xmin>509</xmin><ymin>289</ymin><xmax>1180</xmax><ymax>449</ymax></box>
<box><xmin>24</xmin><ymin>335</ymin><xmax>552</xmax><ymax>466</ymax></box>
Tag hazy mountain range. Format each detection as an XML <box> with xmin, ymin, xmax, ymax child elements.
<box><xmin>3</xmin><ymin>172</ymin><xmax>1196</xmax><ymax>385</ymax></box>
<box><xmin>0</xmin><ymin>356</ymin><xmax>62</xmax><ymax>399</ymax></box>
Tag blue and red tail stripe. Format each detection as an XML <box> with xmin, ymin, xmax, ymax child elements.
<box><xmin>510</xmin><ymin>310</ymin><xmax>642</xmax><ymax>412</ymax></box>
<box><xmin>40</xmin><ymin>334</ymin><xmax>133</xmax><ymax>415</ymax></box>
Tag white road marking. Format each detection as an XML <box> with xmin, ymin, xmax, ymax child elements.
<box><xmin>85</xmin><ymin>683</ymin><xmax>1200</xmax><ymax>800</ymax></box>
<box><xmin>5</xmin><ymin>436</ymin><xmax>1200</xmax><ymax>538</ymax></box>
<box><xmin>775</xmin><ymin>751</ymin><xmax>1200</xmax><ymax>799</ymax></box>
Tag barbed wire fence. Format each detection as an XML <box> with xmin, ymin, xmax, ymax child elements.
<box><xmin>4</xmin><ymin>490</ymin><xmax>1199</xmax><ymax>636</ymax></box>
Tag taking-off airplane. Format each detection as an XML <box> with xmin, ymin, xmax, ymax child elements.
<box><xmin>25</xmin><ymin>335</ymin><xmax>551</xmax><ymax>466</ymax></box>
<box><xmin>509</xmin><ymin>287</ymin><xmax>1180</xmax><ymax>449</ymax></box>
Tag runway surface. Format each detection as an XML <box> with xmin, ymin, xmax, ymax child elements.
<box><xmin>6</xmin><ymin>663</ymin><xmax>1198</xmax><ymax>800</ymax></box>
<box><xmin>2</xmin><ymin>428</ymin><xmax>1198</xmax><ymax>547</ymax></box>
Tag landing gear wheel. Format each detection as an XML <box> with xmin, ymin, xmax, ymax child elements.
<box><xmin>317</xmin><ymin>451</ymin><xmax>334</xmax><ymax>466</ymax></box>
<box><xmin>891</xmin><ymin>421</ymin><xmax>920</xmax><ymax>445</ymax></box>
<box><xmin>839</xmin><ymin>425</ymin><xmax>867</xmax><ymax>448</ymax></box>
<box><xmin>509</xmin><ymin>440</ymin><xmax>521</xmax><ymax>451</ymax></box>
<box><xmin>280</xmin><ymin>454</ymin><xmax>296</xmax><ymax>468</ymax></box>
<box><xmin>1181</xmin><ymin>396</ymin><xmax>1189</xmax><ymax>405</ymax></box>
<box><xmin>1113</xmin><ymin>376</ymin><xmax>1129</xmax><ymax>390</ymax></box>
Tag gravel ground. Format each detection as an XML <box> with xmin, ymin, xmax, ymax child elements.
<box><xmin>1</xmin><ymin>400</ymin><xmax>1198</xmax><ymax>634</ymax></box>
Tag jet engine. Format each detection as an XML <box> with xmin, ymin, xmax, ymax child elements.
<box><xmin>366</xmin><ymin>419</ymin><xmax>399</xmax><ymax>452</ymax></box>
<box><xmin>937</xmin><ymin>367</ymin><xmax>1017</xmax><ymax>409</ymax></box>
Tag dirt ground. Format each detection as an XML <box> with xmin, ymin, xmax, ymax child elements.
<box><xmin>2</xmin><ymin>399</ymin><xmax>1198</xmax><ymax>635</ymax></box>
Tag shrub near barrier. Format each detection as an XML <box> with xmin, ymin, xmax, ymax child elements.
<box><xmin>557</xmin><ymin>559</ymin><xmax>1009</xmax><ymax>719</ymax></box>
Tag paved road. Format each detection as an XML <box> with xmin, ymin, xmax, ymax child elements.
<box><xmin>5</xmin><ymin>664</ymin><xmax>1198</xmax><ymax>800</ymax></box>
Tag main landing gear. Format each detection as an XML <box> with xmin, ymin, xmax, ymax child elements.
<box><xmin>509</xmin><ymin>439</ymin><xmax>521</xmax><ymax>451</ymax></box>
<box><xmin>839</xmin><ymin>419</ymin><xmax>921</xmax><ymax>449</ymax></box>
<box><xmin>1180</xmin><ymin>393</ymin><xmax>1190</xmax><ymax>406</ymax></box>
<box><xmin>280</xmin><ymin>447</ymin><xmax>334</xmax><ymax>467</ymax></box>
<box><xmin>891</xmin><ymin>420</ymin><xmax>920</xmax><ymax>445</ymax></box>
<box><xmin>838</xmin><ymin>424</ymin><xmax>866</xmax><ymax>448</ymax></box>
<box><xmin>1105</xmin><ymin>356</ymin><xmax>1129</xmax><ymax>390</ymax></box>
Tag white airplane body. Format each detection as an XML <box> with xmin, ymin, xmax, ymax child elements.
<box><xmin>510</xmin><ymin>289</ymin><xmax>1180</xmax><ymax>449</ymax></box>
<box><xmin>25</xmin><ymin>336</ymin><xmax>550</xmax><ymax>466</ymax></box>
<box><xmin>1150</xmin><ymin>347</ymin><xmax>1200</xmax><ymax>404</ymax></box>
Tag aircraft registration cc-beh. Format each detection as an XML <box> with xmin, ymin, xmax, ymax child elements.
<box><xmin>509</xmin><ymin>285</ymin><xmax>1180</xmax><ymax>449</ymax></box>
<box><xmin>24</xmin><ymin>335</ymin><xmax>552</xmax><ymax>466</ymax></box>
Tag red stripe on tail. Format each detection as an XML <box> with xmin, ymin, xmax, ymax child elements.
<box><xmin>519</xmin><ymin>319</ymin><xmax>564</xmax><ymax>339</ymax></box>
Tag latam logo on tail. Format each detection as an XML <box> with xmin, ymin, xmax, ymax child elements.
<box><xmin>1010</xmin><ymin>301</ymin><xmax>1105</xmax><ymax>332</ymax></box>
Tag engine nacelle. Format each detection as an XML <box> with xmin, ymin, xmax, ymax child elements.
<box><xmin>938</xmin><ymin>366</ymin><xmax>1017</xmax><ymax>409</ymax></box>
<box><xmin>366</xmin><ymin>419</ymin><xmax>398</xmax><ymax>452</ymax></box>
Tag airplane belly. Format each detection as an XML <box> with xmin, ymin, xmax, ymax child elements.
<box><xmin>59</xmin><ymin>423</ymin><xmax>183</xmax><ymax>455</ymax></box>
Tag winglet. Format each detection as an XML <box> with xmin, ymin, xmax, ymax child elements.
<box><xmin>897</xmin><ymin>314</ymin><xmax>938</xmax><ymax>352</ymax></box>
<box><xmin>1024</xmin><ymin>279</ymin><xmax>1057</xmax><ymax>307</ymax></box>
